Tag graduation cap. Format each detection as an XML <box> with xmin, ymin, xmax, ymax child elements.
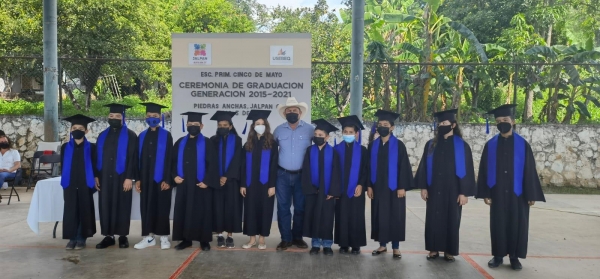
<box><xmin>104</xmin><ymin>103</ymin><xmax>133</xmax><ymax>114</ymax></box>
<box><xmin>181</xmin><ymin>111</ymin><xmax>207</xmax><ymax>123</ymax></box>
<box><xmin>139</xmin><ymin>102</ymin><xmax>168</xmax><ymax>114</ymax></box>
<box><xmin>488</xmin><ymin>104</ymin><xmax>517</xmax><ymax>118</ymax></box>
<box><xmin>210</xmin><ymin>110</ymin><xmax>237</xmax><ymax>122</ymax></box>
<box><xmin>63</xmin><ymin>114</ymin><xmax>96</xmax><ymax>129</ymax></box>
<box><xmin>312</xmin><ymin>119</ymin><xmax>339</xmax><ymax>134</ymax></box>
<box><xmin>375</xmin><ymin>109</ymin><xmax>400</xmax><ymax>124</ymax></box>
<box><xmin>243</xmin><ymin>110</ymin><xmax>271</xmax><ymax>134</ymax></box>
<box><xmin>337</xmin><ymin>115</ymin><xmax>365</xmax><ymax>131</ymax></box>
<box><xmin>433</xmin><ymin>109</ymin><xmax>458</xmax><ymax>123</ymax></box>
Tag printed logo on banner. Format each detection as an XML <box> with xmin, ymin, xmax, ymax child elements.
<box><xmin>270</xmin><ymin>46</ymin><xmax>293</xmax><ymax>66</ymax></box>
<box><xmin>189</xmin><ymin>43</ymin><xmax>212</xmax><ymax>65</ymax></box>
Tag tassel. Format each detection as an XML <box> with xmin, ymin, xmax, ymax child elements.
<box><xmin>122</xmin><ymin>111</ymin><xmax>126</xmax><ymax>125</ymax></box>
<box><xmin>181</xmin><ymin>117</ymin><xmax>185</xmax><ymax>133</ymax></box>
<box><xmin>242</xmin><ymin>122</ymin><xmax>248</xmax><ymax>135</ymax></box>
<box><xmin>334</xmin><ymin>137</ymin><xmax>337</xmax><ymax>145</ymax></box>
<box><xmin>432</xmin><ymin>120</ymin><xmax>436</xmax><ymax>132</ymax></box>
<box><xmin>370</xmin><ymin>121</ymin><xmax>376</xmax><ymax>134</ymax></box>
<box><xmin>358</xmin><ymin>130</ymin><xmax>361</xmax><ymax>145</ymax></box>
<box><xmin>486</xmin><ymin>117</ymin><xmax>490</xmax><ymax>134</ymax></box>
<box><xmin>161</xmin><ymin>114</ymin><xmax>165</xmax><ymax>129</ymax></box>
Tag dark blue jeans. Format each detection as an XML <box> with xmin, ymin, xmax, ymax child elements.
<box><xmin>276</xmin><ymin>169</ymin><xmax>304</xmax><ymax>242</ymax></box>
<box><xmin>380</xmin><ymin>241</ymin><xmax>399</xmax><ymax>249</ymax></box>
<box><xmin>70</xmin><ymin>222</ymin><xmax>86</xmax><ymax>242</ymax></box>
<box><xmin>0</xmin><ymin>172</ymin><xmax>16</xmax><ymax>185</ymax></box>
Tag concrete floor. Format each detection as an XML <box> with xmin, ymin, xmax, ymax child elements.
<box><xmin>1</xmin><ymin>188</ymin><xmax>599</xmax><ymax>279</ymax></box>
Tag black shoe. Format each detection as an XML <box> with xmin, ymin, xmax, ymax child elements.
<box><xmin>372</xmin><ymin>248</ymin><xmax>387</xmax><ymax>256</ymax></box>
<box><xmin>175</xmin><ymin>240</ymin><xmax>192</xmax><ymax>250</ymax></box>
<box><xmin>292</xmin><ymin>239</ymin><xmax>308</xmax><ymax>249</ymax></box>
<box><xmin>488</xmin><ymin>257</ymin><xmax>503</xmax><ymax>268</ymax></box>
<box><xmin>510</xmin><ymin>258</ymin><xmax>522</xmax><ymax>270</ymax></box>
<box><xmin>351</xmin><ymin>248</ymin><xmax>361</xmax><ymax>255</ymax></box>
<box><xmin>393</xmin><ymin>252</ymin><xmax>402</xmax><ymax>259</ymax></box>
<box><xmin>201</xmin><ymin>242</ymin><xmax>211</xmax><ymax>251</ymax></box>
<box><xmin>323</xmin><ymin>247</ymin><xmax>334</xmax><ymax>256</ymax></box>
<box><xmin>96</xmin><ymin>236</ymin><xmax>115</xmax><ymax>249</ymax></box>
<box><xmin>226</xmin><ymin>237</ymin><xmax>234</xmax><ymax>248</ymax></box>
<box><xmin>118</xmin><ymin>236</ymin><xmax>129</xmax><ymax>248</ymax></box>
<box><xmin>217</xmin><ymin>236</ymin><xmax>225</xmax><ymax>248</ymax></box>
<box><xmin>339</xmin><ymin>247</ymin><xmax>349</xmax><ymax>254</ymax></box>
<box><xmin>444</xmin><ymin>254</ymin><xmax>455</xmax><ymax>262</ymax></box>
<box><xmin>276</xmin><ymin>241</ymin><xmax>292</xmax><ymax>251</ymax></box>
<box><xmin>74</xmin><ymin>241</ymin><xmax>86</xmax><ymax>250</ymax></box>
<box><xmin>427</xmin><ymin>252</ymin><xmax>440</xmax><ymax>260</ymax></box>
<box><xmin>65</xmin><ymin>240</ymin><xmax>76</xmax><ymax>250</ymax></box>
<box><xmin>309</xmin><ymin>247</ymin><xmax>320</xmax><ymax>255</ymax></box>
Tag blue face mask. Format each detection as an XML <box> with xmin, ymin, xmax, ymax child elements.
<box><xmin>343</xmin><ymin>135</ymin><xmax>355</xmax><ymax>143</ymax></box>
<box><xmin>146</xmin><ymin>117</ymin><xmax>161</xmax><ymax>128</ymax></box>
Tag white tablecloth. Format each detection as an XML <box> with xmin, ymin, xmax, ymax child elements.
<box><xmin>27</xmin><ymin>177</ymin><xmax>176</xmax><ymax>234</ymax></box>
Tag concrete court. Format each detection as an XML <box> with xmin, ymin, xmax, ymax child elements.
<box><xmin>0</xmin><ymin>189</ymin><xmax>599</xmax><ymax>279</ymax></box>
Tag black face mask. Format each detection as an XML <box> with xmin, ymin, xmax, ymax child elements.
<box><xmin>71</xmin><ymin>130</ymin><xmax>85</xmax><ymax>140</ymax></box>
<box><xmin>108</xmin><ymin>119</ymin><xmax>122</xmax><ymax>129</ymax></box>
<box><xmin>217</xmin><ymin>127</ymin><xmax>230</xmax><ymax>136</ymax></box>
<box><xmin>187</xmin><ymin>126</ymin><xmax>201</xmax><ymax>136</ymax></box>
<box><xmin>437</xmin><ymin>125</ymin><xmax>453</xmax><ymax>138</ymax></box>
<box><xmin>313</xmin><ymin>137</ymin><xmax>326</xmax><ymax>146</ymax></box>
<box><xmin>497</xmin><ymin>122</ymin><xmax>512</xmax><ymax>134</ymax></box>
<box><xmin>286</xmin><ymin>113</ymin><xmax>299</xmax><ymax>124</ymax></box>
<box><xmin>377</xmin><ymin>126</ymin><xmax>390</xmax><ymax>138</ymax></box>
<box><xmin>0</xmin><ymin>142</ymin><xmax>9</xmax><ymax>149</ymax></box>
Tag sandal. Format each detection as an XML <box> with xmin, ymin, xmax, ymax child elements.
<box><xmin>242</xmin><ymin>241</ymin><xmax>257</xmax><ymax>249</ymax></box>
<box><xmin>444</xmin><ymin>255</ymin><xmax>455</xmax><ymax>262</ymax></box>
<box><xmin>427</xmin><ymin>252</ymin><xmax>440</xmax><ymax>260</ymax></box>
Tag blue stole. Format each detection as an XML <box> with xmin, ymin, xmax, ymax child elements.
<box><xmin>310</xmin><ymin>144</ymin><xmax>334</xmax><ymax>195</ymax></box>
<box><xmin>245</xmin><ymin>148</ymin><xmax>271</xmax><ymax>187</ymax></box>
<box><xmin>335</xmin><ymin>141</ymin><xmax>361</xmax><ymax>198</ymax></box>
<box><xmin>96</xmin><ymin>125</ymin><xmax>129</xmax><ymax>174</ymax></box>
<box><xmin>370</xmin><ymin>136</ymin><xmax>399</xmax><ymax>191</ymax></box>
<box><xmin>219</xmin><ymin>135</ymin><xmax>236</xmax><ymax>177</ymax></box>
<box><xmin>426</xmin><ymin>136</ymin><xmax>467</xmax><ymax>186</ymax></box>
<box><xmin>177</xmin><ymin>134</ymin><xmax>206</xmax><ymax>183</ymax></box>
<box><xmin>138</xmin><ymin>127</ymin><xmax>168</xmax><ymax>183</ymax></box>
<box><xmin>61</xmin><ymin>138</ymin><xmax>95</xmax><ymax>189</ymax></box>
<box><xmin>487</xmin><ymin>133</ymin><xmax>526</xmax><ymax>196</ymax></box>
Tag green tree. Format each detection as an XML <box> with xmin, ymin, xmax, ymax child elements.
<box><xmin>174</xmin><ymin>0</ymin><xmax>255</xmax><ymax>33</ymax></box>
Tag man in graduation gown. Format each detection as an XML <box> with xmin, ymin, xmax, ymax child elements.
<box><xmin>334</xmin><ymin>115</ymin><xmax>368</xmax><ymax>255</ymax></box>
<box><xmin>477</xmin><ymin>104</ymin><xmax>546</xmax><ymax>270</ymax></box>
<box><xmin>302</xmin><ymin>119</ymin><xmax>341</xmax><ymax>256</ymax></box>
<box><xmin>414</xmin><ymin>109</ymin><xmax>476</xmax><ymax>262</ymax></box>
<box><xmin>368</xmin><ymin>110</ymin><xmax>414</xmax><ymax>259</ymax></box>
<box><xmin>209</xmin><ymin>110</ymin><xmax>243</xmax><ymax>248</ymax></box>
<box><xmin>172</xmin><ymin>112</ymin><xmax>219</xmax><ymax>251</ymax></box>
<box><xmin>61</xmin><ymin>114</ymin><xmax>98</xmax><ymax>250</ymax></box>
<box><xmin>133</xmin><ymin>103</ymin><xmax>174</xmax><ymax>250</ymax></box>
<box><xmin>95</xmin><ymin>103</ymin><xmax>139</xmax><ymax>249</ymax></box>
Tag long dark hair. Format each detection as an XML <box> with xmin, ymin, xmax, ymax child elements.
<box><xmin>428</xmin><ymin>121</ymin><xmax>463</xmax><ymax>155</ymax></box>
<box><xmin>245</xmin><ymin>119</ymin><xmax>275</xmax><ymax>151</ymax></box>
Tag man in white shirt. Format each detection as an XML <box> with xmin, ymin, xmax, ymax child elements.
<box><xmin>0</xmin><ymin>134</ymin><xmax>20</xmax><ymax>190</ymax></box>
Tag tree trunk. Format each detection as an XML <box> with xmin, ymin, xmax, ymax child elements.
<box><xmin>453</xmin><ymin>67</ymin><xmax>463</xmax><ymax>109</ymax></box>
<box><xmin>546</xmin><ymin>24</ymin><xmax>553</xmax><ymax>46</ymax></box>
<box><xmin>523</xmin><ymin>85</ymin><xmax>534</xmax><ymax>122</ymax></box>
<box><xmin>418</xmin><ymin>4</ymin><xmax>433</xmax><ymax>121</ymax></box>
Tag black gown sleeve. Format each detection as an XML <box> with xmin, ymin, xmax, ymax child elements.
<box><xmin>126</xmin><ymin>129</ymin><xmax>139</xmax><ymax>180</ymax></box>
<box><xmin>203</xmin><ymin>136</ymin><xmax>220</xmax><ymax>189</ymax></box>
<box><xmin>91</xmin><ymin>143</ymin><xmax>98</xmax><ymax>178</ymax></box>
<box><xmin>171</xmin><ymin>138</ymin><xmax>182</xmax><ymax>187</ymax></box>
<box><xmin>163</xmin><ymin>132</ymin><xmax>174</xmax><ymax>185</ymax></box>
<box><xmin>60</xmin><ymin>143</ymin><xmax>66</xmax><ymax>174</ymax></box>
<box><xmin>366</xmin><ymin>142</ymin><xmax>373</xmax><ymax>188</ymax></box>
<box><xmin>301</xmin><ymin>146</ymin><xmax>316</xmax><ymax>195</ymax></box>
<box><xmin>358</xmin><ymin>146</ymin><xmax>368</xmax><ymax>189</ymax></box>
<box><xmin>523</xmin><ymin>142</ymin><xmax>546</xmax><ymax>202</ymax></box>
<box><xmin>414</xmin><ymin>140</ymin><xmax>430</xmax><ymax>190</ymax></box>
<box><xmin>459</xmin><ymin>141</ymin><xmax>477</xmax><ymax>197</ymax></box>
<box><xmin>268</xmin><ymin>142</ymin><xmax>279</xmax><ymax>188</ymax></box>
<box><xmin>224</xmin><ymin>136</ymin><xmax>243</xmax><ymax>181</ymax></box>
<box><xmin>476</xmin><ymin>142</ymin><xmax>491</xmax><ymax>199</ymax></box>
<box><xmin>397</xmin><ymin>140</ymin><xmax>414</xmax><ymax>191</ymax></box>
<box><xmin>329</xmin><ymin>150</ymin><xmax>342</xmax><ymax>197</ymax></box>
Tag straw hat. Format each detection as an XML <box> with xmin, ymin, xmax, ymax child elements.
<box><xmin>277</xmin><ymin>97</ymin><xmax>308</xmax><ymax>119</ymax></box>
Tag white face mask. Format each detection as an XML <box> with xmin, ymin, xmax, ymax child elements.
<box><xmin>254</xmin><ymin>125</ymin><xmax>266</xmax><ymax>135</ymax></box>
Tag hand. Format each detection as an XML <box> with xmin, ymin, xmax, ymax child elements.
<box><xmin>528</xmin><ymin>201</ymin><xmax>535</xmax><ymax>206</ymax></box>
<box><xmin>421</xmin><ymin>189</ymin><xmax>428</xmax><ymax>201</ymax></box>
<box><xmin>174</xmin><ymin>176</ymin><xmax>184</xmax><ymax>184</ymax></box>
<box><xmin>240</xmin><ymin>187</ymin><xmax>247</xmax><ymax>197</ymax></box>
<box><xmin>484</xmin><ymin>198</ymin><xmax>492</xmax><ymax>205</ymax></box>
<box><xmin>354</xmin><ymin>185</ymin><xmax>363</xmax><ymax>197</ymax></box>
<box><xmin>123</xmin><ymin>179</ymin><xmax>133</xmax><ymax>192</ymax></box>
<box><xmin>160</xmin><ymin>182</ymin><xmax>170</xmax><ymax>191</ymax></box>
<box><xmin>220</xmin><ymin>177</ymin><xmax>227</xmax><ymax>186</ymax></box>
<box><xmin>367</xmin><ymin>187</ymin><xmax>374</xmax><ymax>199</ymax></box>
<box><xmin>135</xmin><ymin>181</ymin><xmax>141</xmax><ymax>193</ymax></box>
<box><xmin>0</xmin><ymin>168</ymin><xmax>7</xmax><ymax>172</ymax></box>
<box><xmin>268</xmin><ymin>187</ymin><xmax>275</xmax><ymax>197</ymax></box>
<box><xmin>197</xmin><ymin>182</ymin><xmax>208</xmax><ymax>188</ymax></box>
<box><xmin>326</xmin><ymin>195</ymin><xmax>333</xmax><ymax>200</ymax></box>
<box><xmin>95</xmin><ymin>177</ymin><xmax>101</xmax><ymax>192</ymax></box>
<box><xmin>457</xmin><ymin>194</ymin><xmax>468</xmax><ymax>206</ymax></box>
<box><xmin>397</xmin><ymin>189</ymin><xmax>406</xmax><ymax>198</ymax></box>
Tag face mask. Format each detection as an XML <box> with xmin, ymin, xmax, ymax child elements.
<box><xmin>108</xmin><ymin>119</ymin><xmax>122</xmax><ymax>128</ymax></box>
<box><xmin>497</xmin><ymin>122</ymin><xmax>512</xmax><ymax>134</ymax></box>
<box><xmin>217</xmin><ymin>127</ymin><xmax>230</xmax><ymax>136</ymax></box>
<box><xmin>146</xmin><ymin>117</ymin><xmax>160</xmax><ymax>128</ymax></box>
<box><xmin>343</xmin><ymin>135</ymin><xmax>355</xmax><ymax>143</ymax></box>
<box><xmin>286</xmin><ymin>113</ymin><xmax>299</xmax><ymax>124</ymax></box>
<box><xmin>71</xmin><ymin>130</ymin><xmax>85</xmax><ymax>140</ymax></box>
<box><xmin>437</xmin><ymin>125</ymin><xmax>453</xmax><ymax>137</ymax></box>
<box><xmin>313</xmin><ymin>137</ymin><xmax>326</xmax><ymax>146</ymax></box>
<box><xmin>0</xmin><ymin>142</ymin><xmax>9</xmax><ymax>149</ymax></box>
<box><xmin>187</xmin><ymin>126</ymin><xmax>201</xmax><ymax>136</ymax></box>
<box><xmin>377</xmin><ymin>126</ymin><xmax>390</xmax><ymax>138</ymax></box>
<box><xmin>254</xmin><ymin>125</ymin><xmax>266</xmax><ymax>135</ymax></box>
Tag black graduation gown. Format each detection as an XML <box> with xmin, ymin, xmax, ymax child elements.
<box><xmin>334</xmin><ymin>142</ymin><xmax>368</xmax><ymax>248</ymax></box>
<box><xmin>210</xmin><ymin>134</ymin><xmax>243</xmax><ymax>234</ymax></box>
<box><xmin>302</xmin><ymin>145</ymin><xmax>341</xmax><ymax>240</ymax></box>
<box><xmin>240</xmin><ymin>137</ymin><xmax>279</xmax><ymax>237</ymax></box>
<box><xmin>171</xmin><ymin>135</ymin><xmax>219</xmax><ymax>242</ymax></box>
<box><xmin>139</xmin><ymin>128</ymin><xmax>174</xmax><ymax>236</ymax></box>
<box><xmin>367</xmin><ymin>137</ymin><xmax>414</xmax><ymax>243</ymax></box>
<box><xmin>414</xmin><ymin>136</ymin><xmax>476</xmax><ymax>255</ymax></box>
<box><xmin>476</xmin><ymin>134</ymin><xmax>546</xmax><ymax>259</ymax></box>
<box><xmin>97</xmin><ymin>127</ymin><xmax>138</xmax><ymax>236</ymax></box>
<box><xmin>61</xmin><ymin>141</ymin><xmax>97</xmax><ymax>240</ymax></box>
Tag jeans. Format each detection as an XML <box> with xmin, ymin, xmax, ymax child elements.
<box><xmin>70</xmin><ymin>222</ymin><xmax>86</xmax><ymax>242</ymax></box>
<box><xmin>312</xmin><ymin>238</ymin><xmax>333</xmax><ymax>248</ymax></box>
<box><xmin>380</xmin><ymin>241</ymin><xmax>399</xmax><ymax>249</ymax></box>
<box><xmin>0</xmin><ymin>172</ymin><xmax>16</xmax><ymax>185</ymax></box>
<box><xmin>276</xmin><ymin>169</ymin><xmax>304</xmax><ymax>242</ymax></box>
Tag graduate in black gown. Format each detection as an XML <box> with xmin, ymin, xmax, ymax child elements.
<box><xmin>414</xmin><ymin>109</ymin><xmax>476</xmax><ymax>262</ymax></box>
<box><xmin>240</xmin><ymin>110</ymin><xmax>279</xmax><ymax>250</ymax></box>
<box><xmin>95</xmin><ymin>104</ymin><xmax>139</xmax><ymax>249</ymax></box>
<box><xmin>334</xmin><ymin>115</ymin><xmax>368</xmax><ymax>255</ymax></box>
<box><xmin>209</xmin><ymin>110</ymin><xmax>243</xmax><ymax>248</ymax></box>
<box><xmin>302</xmin><ymin>119</ymin><xmax>341</xmax><ymax>256</ymax></box>
<box><xmin>368</xmin><ymin>110</ymin><xmax>414</xmax><ymax>259</ymax></box>
<box><xmin>60</xmin><ymin>114</ymin><xmax>98</xmax><ymax>250</ymax></box>
<box><xmin>477</xmin><ymin>104</ymin><xmax>546</xmax><ymax>270</ymax></box>
<box><xmin>133</xmin><ymin>103</ymin><xmax>174</xmax><ymax>250</ymax></box>
<box><xmin>172</xmin><ymin>112</ymin><xmax>219</xmax><ymax>251</ymax></box>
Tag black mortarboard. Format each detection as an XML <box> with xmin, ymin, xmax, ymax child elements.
<box><xmin>104</xmin><ymin>103</ymin><xmax>133</xmax><ymax>114</ymax></box>
<box><xmin>337</xmin><ymin>115</ymin><xmax>365</xmax><ymax>130</ymax></box>
<box><xmin>63</xmin><ymin>114</ymin><xmax>96</xmax><ymax>128</ymax></box>
<box><xmin>181</xmin><ymin>111</ymin><xmax>207</xmax><ymax>123</ymax></box>
<box><xmin>246</xmin><ymin>110</ymin><xmax>272</xmax><ymax>122</ymax></box>
<box><xmin>312</xmin><ymin>119</ymin><xmax>339</xmax><ymax>134</ymax></box>
<box><xmin>433</xmin><ymin>109</ymin><xmax>458</xmax><ymax>122</ymax></box>
<box><xmin>211</xmin><ymin>110</ymin><xmax>237</xmax><ymax>122</ymax></box>
<box><xmin>488</xmin><ymin>104</ymin><xmax>517</xmax><ymax>118</ymax></box>
<box><xmin>375</xmin><ymin>109</ymin><xmax>400</xmax><ymax>123</ymax></box>
<box><xmin>139</xmin><ymin>102</ymin><xmax>168</xmax><ymax>114</ymax></box>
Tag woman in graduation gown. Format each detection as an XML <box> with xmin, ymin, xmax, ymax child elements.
<box><xmin>171</xmin><ymin>112</ymin><xmax>219</xmax><ymax>251</ymax></box>
<box><xmin>209</xmin><ymin>111</ymin><xmax>243</xmax><ymax>248</ymax></box>
<box><xmin>414</xmin><ymin>109</ymin><xmax>476</xmax><ymax>262</ymax></box>
<box><xmin>240</xmin><ymin>110</ymin><xmax>279</xmax><ymax>250</ymax></box>
<box><xmin>477</xmin><ymin>104</ymin><xmax>545</xmax><ymax>271</ymax></box>
<box><xmin>334</xmin><ymin>115</ymin><xmax>368</xmax><ymax>255</ymax></box>
<box><xmin>368</xmin><ymin>110</ymin><xmax>414</xmax><ymax>259</ymax></box>
<box><xmin>302</xmin><ymin>119</ymin><xmax>342</xmax><ymax>256</ymax></box>
<box><xmin>60</xmin><ymin>114</ymin><xmax>98</xmax><ymax>250</ymax></box>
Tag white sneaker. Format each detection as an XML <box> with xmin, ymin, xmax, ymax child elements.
<box><xmin>160</xmin><ymin>236</ymin><xmax>171</xmax><ymax>250</ymax></box>
<box><xmin>1</xmin><ymin>182</ymin><xmax>7</xmax><ymax>190</ymax></box>
<box><xmin>134</xmin><ymin>236</ymin><xmax>155</xmax><ymax>249</ymax></box>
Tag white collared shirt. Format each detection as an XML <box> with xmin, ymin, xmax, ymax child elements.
<box><xmin>0</xmin><ymin>149</ymin><xmax>20</xmax><ymax>173</ymax></box>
